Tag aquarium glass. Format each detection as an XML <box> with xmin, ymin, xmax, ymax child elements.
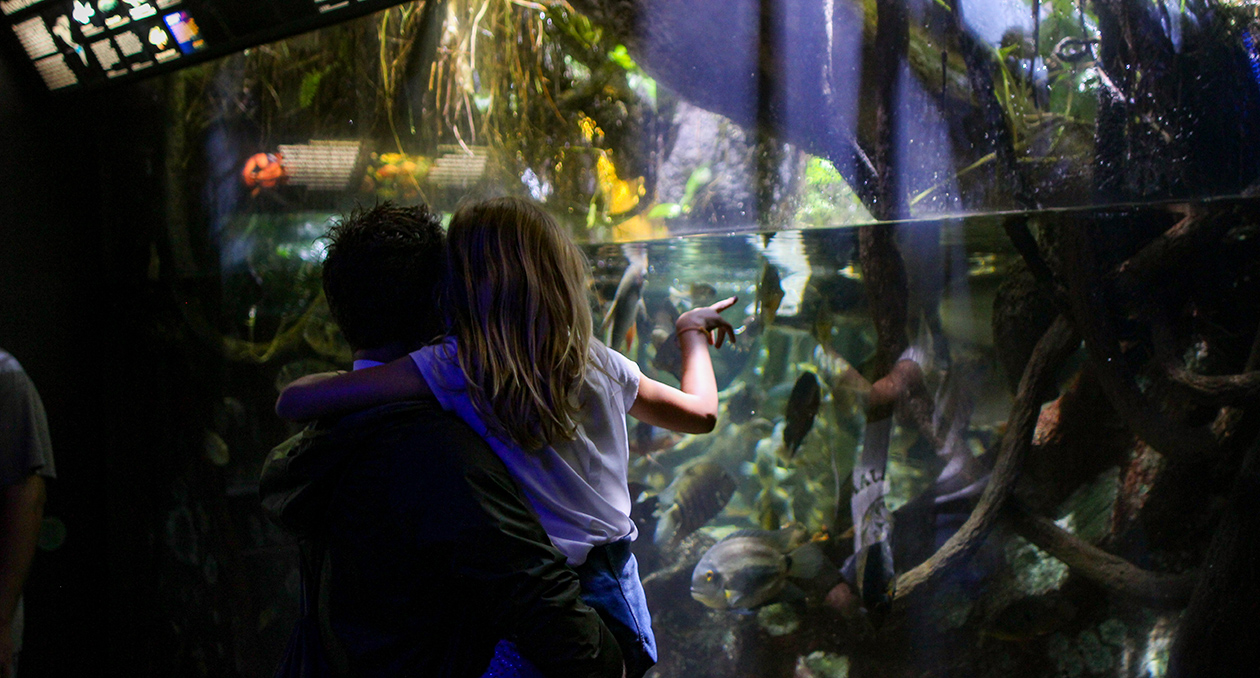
<box><xmin>139</xmin><ymin>0</ymin><xmax>1260</xmax><ymax>675</ymax></box>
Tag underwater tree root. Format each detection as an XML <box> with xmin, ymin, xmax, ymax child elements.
<box><xmin>891</xmin><ymin>315</ymin><xmax>1079</xmax><ymax>614</ymax></box>
<box><xmin>1001</xmin><ymin>215</ymin><xmax>1063</xmax><ymax>302</ymax></box>
<box><xmin>1111</xmin><ymin>203</ymin><xmax>1233</xmax><ymax>291</ymax></box>
<box><xmin>859</xmin><ymin>224</ymin><xmax>910</xmax><ymax>379</ymax></box>
<box><xmin>1168</xmin><ymin>431</ymin><xmax>1260</xmax><ymax>677</ymax></box>
<box><xmin>1162</xmin><ymin>366</ymin><xmax>1260</xmax><ymax>409</ymax></box>
<box><xmin>1060</xmin><ymin>221</ymin><xmax>1220</xmax><ymax>463</ymax></box>
<box><xmin>1004</xmin><ymin>504</ymin><xmax>1195</xmax><ymax>607</ymax></box>
<box><xmin>1147</xmin><ymin>308</ymin><xmax>1260</xmax><ymax>410</ymax></box>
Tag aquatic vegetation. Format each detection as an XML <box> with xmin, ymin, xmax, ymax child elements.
<box><xmin>362</xmin><ymin>152</ymin><xmax>432</xmax><ymax>201</ymax></box>
<box><xmin>796</xmin><ymin>652</ymin><xmax>850</xmax><ymax>678</ymax></box>
<box><xmin>755</xmin><ymin>602</ymin><xmax>800</xmax><ymax>637</ymax></box>
<box><xmin>1006</xmin><ymin>536</ymin><xmax>1070</xmax><ymax>597</ymax></box>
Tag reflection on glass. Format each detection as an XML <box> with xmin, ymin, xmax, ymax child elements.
<box><xmin>139</xmin><ymin>1</ymin><xmax>1260</xmax><ymax>676</ymax></box>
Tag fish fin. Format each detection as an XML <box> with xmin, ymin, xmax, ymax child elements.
<box><xmin>724</xmin><ymin>527</ymin><xmax>775</xmax><ymax>541</ymax></box>
<box><xmin>855</xmin><ymin>540</ymin><xmax>896</xmax><ymax>612</ymax></box>
<box><xmin>600</xmin><ymin>303</ymin><xmax>616</xmax><ymax>345</ymax></box>
<box><xmin>725</xmin><ymin>525</ymin><xmax>807</xmax><ymax>552</ymax></box>
<box><xmin>785</xmin><ymin>542</ymin><xmax>828</xmax><ymax>580</ymax></box>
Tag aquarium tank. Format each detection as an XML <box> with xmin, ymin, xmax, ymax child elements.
<box><xmin>106</xmin><ymin>0</ymin><xmax>1260</xmax><ymax>674</ymax></box>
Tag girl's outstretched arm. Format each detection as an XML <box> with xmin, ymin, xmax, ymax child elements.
<box><xmin>629</xmin><ymin>296</ymin><xmax>737</xmax><ymax>435</ymax></box>
<box><xmin>275</xmin><ymin>356</ymin><xmax>433</xmax><ymax>421</ymax></box>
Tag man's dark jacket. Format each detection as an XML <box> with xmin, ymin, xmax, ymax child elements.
<box><xmin>260</xmin><ymin>401</ymin><xmax>623</xmax><ymax>677</ymax></box>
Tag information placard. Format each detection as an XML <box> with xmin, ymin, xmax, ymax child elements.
<box><xmin>3</xmin><ymin>0</ymin><xmax>413</xmax><ymax>92</ymax></box>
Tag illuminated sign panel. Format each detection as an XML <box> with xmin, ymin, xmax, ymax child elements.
<box><xmin>2</xmin><ymin>0</ymin><xmax>412</xmax><ymax>92</ymax></box>
<box><xmin>0</xmin><ymin>0</ymin><xmax>47</xmax><ymax>16</ymax></box>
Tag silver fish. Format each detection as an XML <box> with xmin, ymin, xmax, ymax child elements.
<box><xmin>601</xmin><ymin>245</ymin><xmax>648</xmax><ymax>352</ymax></box>
<box><xmin>690</xmin><ymin>527</ymin><xmax>830</xmax><ymax>610</ymax></box>
<box><xmin>655</xmin><ymin>461</ymin><xmax>737</xmax><ymax>545</ymax></box>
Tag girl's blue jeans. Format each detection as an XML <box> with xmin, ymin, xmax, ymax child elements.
<box><xmin>483</xmin><ymin>538</ymin><xmax>657</xmax><ymax>678</ymax></box>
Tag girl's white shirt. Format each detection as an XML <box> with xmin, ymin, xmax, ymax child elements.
<box><xmin>410</xmin><ymin>337</ymin><xmax>640</xmax><ymax>565</ymax></box>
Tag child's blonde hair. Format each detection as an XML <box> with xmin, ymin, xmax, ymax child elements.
<box><xmin>444</xmin><ymin>197</ymin><xmax>593</xmax><ymax>450</ymax></box>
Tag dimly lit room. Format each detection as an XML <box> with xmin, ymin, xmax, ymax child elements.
<box><xmin>1</xmin><ymin>0</ymin><xmax>1258</xmax><ymax>676</ymax></box>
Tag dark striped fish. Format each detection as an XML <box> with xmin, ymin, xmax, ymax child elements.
<box><xmin>654</xmin><ymin>461</ymin><xmax>737</xmax><ymax>545</ymax></box>
<box><xmin>782</xmin><ymin>372</ymin><xmax>821</xmax><ymax>459</ymax></box>
<box><xmin>690</xmin><ymin>527</ymin><xmax>833</xmax><ymax>610</ymax></box>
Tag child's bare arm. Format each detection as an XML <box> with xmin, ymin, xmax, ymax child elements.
<box><xmin>275</xmin><ymin>356</ymin><xmax>434</xmax><ymax>421</ymax></box>
<box><xmin>629</xmin><ymin>296</ymin><xmax>737</xmax><ymax>435</ymax></box>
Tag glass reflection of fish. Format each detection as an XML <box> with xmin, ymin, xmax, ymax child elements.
<box><xmin>690</xmin><ymin>527</ymin><xmax>834</xmax><ymax>611</ymax></box>
<box><xmin>782</xmin><ymin>371</ymin><xmax>821</xmax><ymax>460</ymax></box>
<box><xmin>601</xmin><ymin>244</ymin><xmax>648</xmax><ymax>351</ymax></box>
<box><xmin>756</xmin><ymin>260</ymin><xmax>785</xmax><ymax>327</ymax></box>
<box><xmin>654</xmin><ymin>461</ymin><xmax>737</xmax><ymax>545</ymax></box>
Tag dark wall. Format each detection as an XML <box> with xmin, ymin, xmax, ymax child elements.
<box><xmin>0</xmin><ymin>53</ymin><xmax>109</xmax><ymax>676</ymax></box>
<box><xmin>3</xmin><ymin>45</ymin><xmax>298</xmax><ymax>673</ymax></box>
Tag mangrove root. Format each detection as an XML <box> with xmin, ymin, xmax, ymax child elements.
<box><xmin>1005</xmin><ymin>504</ymin><xmax>1195</xmax><ymax>607</ymax></box>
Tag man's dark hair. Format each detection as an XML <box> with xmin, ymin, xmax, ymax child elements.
<box><xmin>322</xmin><ymin>202</ymin><xmax>445</xmax><ymax>351</ymax></box>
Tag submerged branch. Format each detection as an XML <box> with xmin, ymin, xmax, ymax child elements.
<box><xmin>1001</xmin><ymin>214</ymin><xmax>1064</xmax><ymax>302</ymax></box>
<box><xmin>1061</xmin><ymin>221</ymin><xmax>1219</xmax><ymax>463</ymax></box>
<box><xmin>1112</xmin><ymin>204</ymin><xmax>1231</xmax><ymax>293</ymax></box>
<box><xmin>892</xmin><ymin>315</ymin><xmax>1079</xmax><ymax>611</ymax></box>
<box><xmin>181</xmin><ymin>296</ymin><xmax>328</xmax><ymax>364</ymax></box>
<box><xmin>860</xmin><ymin>225</ymin><xmax>910</xmax><ymax>378</ymax></box>
<box><xmin>1147</xmin><ymin>309</ymin><xmax>1260</xmax><ymax>409</ymax></box>
<box><xmin>1163</xmin><ymin>366</ymin><xmax>1260</xmax><ymax>409</ymax></box>
<box><xmin>1005</xmin><ymin>505</ymin><xmax>1195</xmax><ymax>607</ymax></box>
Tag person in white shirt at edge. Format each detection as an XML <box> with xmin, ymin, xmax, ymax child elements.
<box><xmin>277</xmin><ymin>196</ymin><xmax>736</xmax><ymax>678</ymax></box>
<box><xmin>0</xmin><ymin>350</ymin><xmax>55</xmax><ymax>678</ymax></box>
